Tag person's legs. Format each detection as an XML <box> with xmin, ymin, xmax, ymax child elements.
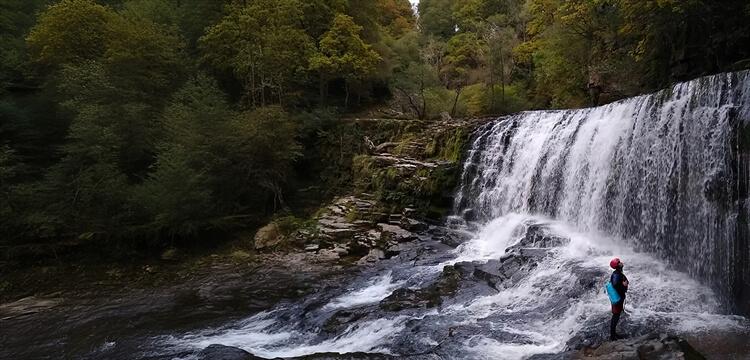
<box><xmin>610</xmin><ymin>300</ymin><xmax>624</xmax><ymax>340</ymax></box>
<box><xmin>610</xmin><ymin>312</ymin><xmax>621</xmax><ymax>340</ymax></box>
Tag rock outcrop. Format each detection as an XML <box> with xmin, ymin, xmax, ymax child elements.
<box><xmin>254</xmin><ymin>223</ymin><xmax>284</xmax><ymax>250</ymax></box>
<box><xmin>569</xmin><ymin>333</ymin><xmax>707</xmax><ymax>360</ymax></box>
<box><xmin>255</xmin><ymin>118</ymin><xmax>484</xmax><ymax>266</ymax></box>
<box><xmin>198</xmin><ymin>344</ymin><xmax>266</xmax><ymax>360</ymax></box>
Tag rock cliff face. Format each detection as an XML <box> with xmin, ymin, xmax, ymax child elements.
<box><xmin>254</xmin><ymin>118</ymin><xmax>483</xmax><ymax>265</ymax></box>
<box><xmin>351</xmin><ymin>118</ymin><xmax>474</xmax><ymax>219</ymax></box>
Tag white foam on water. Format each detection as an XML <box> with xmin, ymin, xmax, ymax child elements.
<box><xmin>447</xmin><ymin>213</ymin><xmax>533</xmax><ymax>264</ymax></box>
<box><xmin>162</xmin><ymin>212</ymin><xmax>745</xmax><ymax>360</ymax></box>
<box><xmin>444</xmin><ymin>212</ymin><xmax>745</xmax><ymax>360</ymax></box>
<box><xmin>160</xmin><ymin>71</ymin><xmax>750</xmax><ymax>360</ymax></box>
<box><xmin>247</xmin><ymin>317</ymin><xmax>407</xmax><ymax>358</ymax></box>
<box><xmin>456</xmin><ymin>71</ymin><xmax>750</xmax><ymax>307</ymax></box>
<box><xmin>324</xmin><ymin>272</ymin><xmax>405</xmax><ymax>310</ymax></box>
<box><xmin>464</xmin><ymin>335</ymin><xmax>560</xmax><ymax>360</ymax></box>
<box><xmin>166</xmin><ymin>311</ymin><xmax>411</xmax><ymax>359</ymax></box>
<box><xmin>177</xmin><ymin>315</ymin><xmax>292</xmax><ymax>351</ymax></box>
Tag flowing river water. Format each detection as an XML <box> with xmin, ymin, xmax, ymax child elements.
<box><xmin>2</xmin><ymin>71</ymin><xmax>750</xmax><ymax>359</ymax></box>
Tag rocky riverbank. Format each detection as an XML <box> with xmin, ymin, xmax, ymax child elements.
<box><xmin>0</xmin><ymin>117</ymin><xmax>480</xmax><ymax>305</ymax></box>
<box><xmin>252</xmin><ymin>117</ymin><xmax>484</xmax><ymax>267</ymax></box>
<box><xmin>193</xmin><ymin>333</ymin><xmax>713</xmax><ymax>360</ymax></box>
<box><xmin>3</xmin><ymin>116</ymin><xmax>747</xmax><ymax>360</ymax></box>
<box><xmin>3</xmin><ymin>215</ymin><xmax>746</xmax><ymax>359</ymax></box>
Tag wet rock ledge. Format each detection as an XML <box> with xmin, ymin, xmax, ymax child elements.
<box><xmin>253</xmin><ymin>118</ymin><xmax>481</xmax><ymax>266</ymax></box>
<box><xmin>569</xmin><ymin>333</ymin><xmax>707</xmax><ymax>360</ymax></box>
<box><xmin>199</xmin><ymin>333</ymin><xmax>707</xmax><ymax>360</ymax></box>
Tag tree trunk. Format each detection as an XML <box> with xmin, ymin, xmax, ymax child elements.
<box><xmin>500</xmin><ymin>57</ymin><xmax>506</xmax><ymax>114</ymax></box>
<box><xmin>419</xmin><ymin>75</ymin><xmax>426</xmax><ymax>120</ymax></box>
<box><xmin>319</xmin><ymin>75</ymin><xmax>327</xmax><ymax>105</ymax></box>
<box><xmin>397</xmin><ymin>87</ymin><xmax>421</xmax><ymax>119</ymax></box>
<box><xmin>489</xmin><ymin>42</ymin><xmax>496</xmax><ymax>107</ymax></box>
<box><xmin>344</xmin><ymin>81</ymin><xmax>349</xmax><ymax>109</ymax></box>
<box><xmin>451</xmin><ymin>87</ymin><xmax>462</xmax><ymax>118</ymax></box>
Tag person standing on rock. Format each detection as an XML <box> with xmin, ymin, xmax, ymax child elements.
<box><xmin>609</xmin><ymin>258</ymin><xmax>629</xmax><ymax>340</ymax></box>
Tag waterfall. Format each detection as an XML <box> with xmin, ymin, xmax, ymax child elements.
<box><xmin>456</xmin><ymin>70</ymin><xmax>750</xmax><ymax>315</ymax></box>
<box><xmin>146</xmin><ymin>72</ymin><xmax>750</xmax><ymax>360</ymax></box>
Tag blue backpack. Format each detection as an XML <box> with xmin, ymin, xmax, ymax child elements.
<box><xmin>606</xmin><ymin>282</ymin><xmax>621</xmax><ymax>303</ymax></box>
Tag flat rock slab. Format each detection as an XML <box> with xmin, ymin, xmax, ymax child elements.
<box><xmin>573</xmin><ymin>333</ymin><xmax>707</xmax><ymax>360</ymax></box>
<box><xmin>0</xmin><ymin>296</ymin><xmax>63</xmax><ymax>321</ymax></box>
<box><xmin>199</xmin><ymin>344</ymin><xmax>265</xmax><ymax>360</ymax></box>
<box><xmin>318</xmin><ymin>218</ymin><xmax>357</xmax><ymax>230</ymax></box>
<box><xmin>376</xmin><ymin>223</ymin><xmax>417</xmax><ymax>242</ymax></box>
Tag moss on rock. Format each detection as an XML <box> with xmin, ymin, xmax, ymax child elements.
<box><xmin>352</xmin><ymin>154</ymin><xmax>459</xmax><ymax>217</ymax></box>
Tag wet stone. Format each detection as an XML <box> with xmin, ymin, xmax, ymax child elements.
<box><xmin>379</xmin><ymin>288</ymin><xmax>439</xmax><ymax>311</ymax></box>
<box><xmin>333</xmin><ymin>245</ymin><xmax>349</xmax><ymax>257</ymax></box>
<box><xmin>198</xmin><ymin>344</ymin><xmax>266</xmax><ymax>360</ymax></box>
<box><xmin>400</xmin><ymin>218</ymin><xmax>428</xmax><ymax>232</ymax></box>
<box><xmin>317</xmin><ymin>218</ymin><xmax>356</xmax><ymax>230</ymax></box>
<box><xmin>518</xmin><ymin>223</ymin><xmax>569</xmax><ymax>248</ymax></box>
<box><xmin>380</xmin><ymin>265</ymin><xmax>462</xmax><ymax>311</ymax></box>
<box><xmin>356</xmin><ymin>249</ymin><xmax>385</xmax><ymax>265</ymax></box>
<box><xmin>254</xmin><ymin>223</ymin><xmax>284</xmax><ymax>250</ymax></box>
<box><xmin>461</xmin><ymin>209</ymin><xmax>478</xmax><ymax>222</ymax></box>
<box><xmin>377</xmin><ymin>223</ymin><xmax>417</xmax><ymax>242</ymax></box>
<box><xmin>322</xmin><ymin>309</ymin><xmax>368</xmax><ymax>334</ymax></box>
<box><xmin>572</xmin><ymin>333</ymin><xmax>708</xmax><ymax>360</ymax></box>
<box><xmin>319</xmin><ymin>228</ymin><xmax>356</xmax><ymax>239</ymax></box>
<box><xmin>289</xmin><ymin>352</ymin><xmax>396</xmax><ymax>359</ymax></box>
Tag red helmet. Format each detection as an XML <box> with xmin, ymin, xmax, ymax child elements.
<box><xmin>610</xmin><ymin>258</ymin><xmax>621</xmax><ymax>269</ymax></box>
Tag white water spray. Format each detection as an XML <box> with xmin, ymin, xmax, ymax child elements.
<box><xmin>162</xmin><ymin>71</ymin><xmax>750</xmax><ymax>360</ymax></box>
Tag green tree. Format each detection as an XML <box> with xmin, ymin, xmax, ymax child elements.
<box><xmin>137</xmin><ymin>146</ymin><xmax>215</xmax><ymax>237</ymax></box>
<box><xmin>309</xmin><ymin>14</ymin><xmax>382</xmax><ymax>107</ymax></box>
<box><xmin>418</xmin><ymin>0</ymin><xmax>457</xmax><ymax>39</ymax></box>
<box><xmin>478</xmin><ymin>18</ymin><xmax>519</xmax><ymax>113</ymax></box>
<box><xmin>1</xmin><ymin>0</ymin><xmax>50</xmax><ymax>88</ymax></box>
<box><xmin>452</xmin><ymin>0</ymin><xmax>482</xmax><ymax>32</ymax></box>
<box><xmin>375</xmin><ymin>0</ymin><xmax>416</xmax><ymax>38</ymax></box>
<box><xmin>137</xmin><ymin>75</ymin><xmax>234</xmax><ymax>236</ymax></box>
<box><xmin>519</xmin><ymin>0</ymin><xmax>637</xmax><ymax>107</ymax></box>
<box><xmin>225</xmin><ymin>106</ymin><xmax>302</xmax><ymax>212</ymax></box>
<box><xmin>104</xmin><ymin>16</ymin><xmax>186</xmax><ymax>96</ymax></box>
<box><xmin>199</xmin><ymin>0</ymin><xmax>313</xmax><ymax>107</ymax></box>
<box><xmin>618</xmin><ymin>0</ymin><xmax>750</xmax><ymax>86</ymax></box>
<box><xmin>442</xmin><ymin>32</ymin><xmax>485</xmax><ymax>115</ymax></box>
<box><xmin>0</xmin><ymin>145</ymin><xmax>19</xmax><ymax>237</ymax></box>
<box><xmin>390</xmin><ymin>62</ymin><xmax>440</xmax><ymax>119</ymax></box>
<box><xmin>32</xmin><ymin>66</ymin><xmax>134</xmax><ymax>239</ymax></box>
<box><xmin>26</xmin><ymin>0</ymin><xmax>117</xmax><ymax>72</ymax></box>
<box><xmin>390</xmin><ymin>31</ymin><xmax>422</xmax><ymax>69</ymax></box>
<box><xmin>300</xmin><ymin>0</ymin><xmax>348</xmax><ymax>41</ymax></box>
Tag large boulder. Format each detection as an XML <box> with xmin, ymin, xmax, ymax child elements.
<box><xmin>380</xmin><ymin>265</ymin><xmax>460</xmax><ymax>311</ymax></box>
<box><xmin>290</xmin><ymin>352</ymin><xmax>396</xmax><ymax>359</ymax></box>
<box><xmin>322</xmin><ymin>309</ymin><xmax>369</xmax><ymax>334</ymax></box>
<box><xmin>254</xmin><ymin>223</ymin><xmax>284</xmax><ymax>250</ymax></box>
<box><xmin>570</xmin><ymin>333</ymin><xmax>707</xmax><ymax>360</ymax></box>
<box><xmin>377</xmin><ymin>223</ymin><xmax>417</xmax><ymax>242</ymax></box>
<box><xmin>198</xmin><ymin>344</ymin><xmax>266</xmax><ymax>360</ymax></box>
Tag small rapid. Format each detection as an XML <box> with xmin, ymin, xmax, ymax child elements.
<box><xmin>147</xmin><ymin>71</ymin><xmax>750</xmax><ymax>359</ymax></box>
<box><xmin>156</xmin><ymin>214</ymin><xmax>745</xmax><ymax>360</ymax></box>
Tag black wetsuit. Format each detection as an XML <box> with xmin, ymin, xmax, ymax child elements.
<box><xmin>610</xmin><ymin>268</ymin><xmax>628</xmax><ymax>340</ymax></box>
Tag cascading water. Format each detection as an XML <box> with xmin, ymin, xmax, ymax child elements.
<box><xmin>145</xmin><ymin>72</ymin><xmax>750</xmax><ymax>360</ymax></box>
<box><xmin>456</xmin><ymin>70</ymin><xmax>750</xmax><ymax>314</ymax></box>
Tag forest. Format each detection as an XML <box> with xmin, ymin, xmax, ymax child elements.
<box><xmin>2</xmin><ymin>0</ymin><xmax>749</xmax><ymax>258</ymax></box>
